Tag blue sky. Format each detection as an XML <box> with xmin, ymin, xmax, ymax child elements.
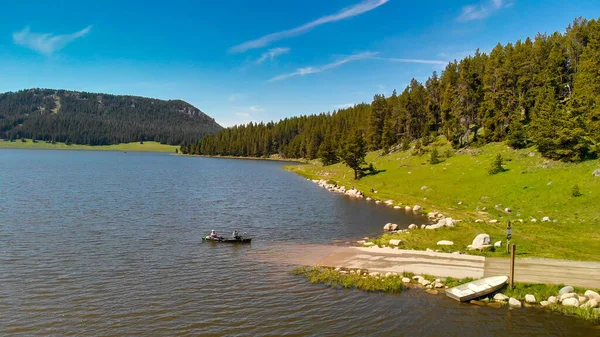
<box><xmin>0</xmin><ymin>1</ymin><xmax>598</xmax><ymax>126</ymax></box>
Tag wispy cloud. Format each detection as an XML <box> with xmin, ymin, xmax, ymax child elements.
<box><xmin>372</xmin><ymin>56</ymin><xmax>448</xmax><ymax>65</ymax></box>
<box><xmin>228</xmin><ymin>93</ymin><xmax>248</xmax><ymax>102</ymax></box>
<box><xmin>13</xmin><ymin>26</ymin><xmax>91</xmax><ymax>55</ymax></box>
<box><xmin>230</xmin><ymin>0</ymin><xmax>389</xmax><ymax>53</ymax></box>
<box><xmin>256</xmin><ymin>47</ymin><xmax>290</xmax><ymax>64</ymax></box>
<box><xmin>334</xmin><ymin>103</ymin><xmax>354</xmax><ymax>109</ymax></box>
<box><xmin>249</xmin><ymin>106</ymin><xmax>265</xmax><ymax>112</ymax></box>
<box><xmin>235</xmin><ymin>112</ymin><xmax>251</xmax><ymax>117</ymax></box>
<box><xmin>268</xmin><ymin>51</ymin><xmax>377</xmax><ymax>82</ymax></box>
<box><xmin>268</xmin><ymin>52</ymin><xmax>449</xmax><ymax>82</ymax></box>
<box><xmin>457</xmin><ymin>0</ymin><xmax>511</xmax><ymax>21</ymax></box>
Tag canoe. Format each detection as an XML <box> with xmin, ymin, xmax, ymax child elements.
<box><xmin>445</xmin><ymin>275</ymin><xmax>508</xmax><ymax>302</ymax></box>
<box><xmin>202</xmin><ymin>237</ymin><xmax>252</xmax><ymax>244</ymax></box>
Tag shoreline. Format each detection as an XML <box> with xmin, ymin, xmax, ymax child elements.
<box><xmin>182</xmin><ymin>153</ymin><xmax>308</xmax><ymax>164</ymax></box>
<box><xmin>283</xmin><ymin>142</ymin><xmax>600</xmax><ymax>262</ymax></box>
<box><xmin>0</xmin><ymin>139</ymin><xmax>177</xmax><ymax>153</ymax></box>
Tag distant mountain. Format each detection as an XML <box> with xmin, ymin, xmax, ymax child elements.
<box><xmin>0</xmin><ymin>88</ymin><xmax>222</xmax><ymax>145</ymax></box>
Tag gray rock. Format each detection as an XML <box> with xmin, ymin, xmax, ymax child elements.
<box><xmin>494</xmin><ymin>293</ymin><xmax>509</xmax><ymax>301</ymax></box>
<box><xmin>541</xmin><ymin>216</ymin><xmax>551</xmax><ymax>222</ymax></box>
<box><xmin>578</xmin><ymin>296</ymin><xmax>588</xmax><ymax>304</ymax></box>
<box><xmin>408</xmin><ymin>224</ymin><xmax>418</xmax><ymax>229</ymax></box>
<box><xmin>402</xmin><ymin>277</ymin><xmax>411</xmax><ymax>283</ymax></box>
<box><xmin>383</xmin><ymin>223</ymin><xmax>398</xmax><ymax>231</ymax></box>
<box><xmin>363</xmin><ymin>242</ymin><xmax>374</xmax><ymax>247</ymax></box>
<box><xmin>540</xmin><ymin>300</ymin><xmax>551</xmax><ymax>307</ymax></box>
<box><xmin>593</xmin><ymin>168</ymin><xmax>600</xmax><ymax>177</ymax></box>
<box><xmin>420</xmin><ymin>224</ymin><xmax>427</xmax><ymax>229</ymax></box>
<box><xmin>494</xmin><ymin>241</ymin><xmax>502</xmax><ymax>247</ymax></box>
<box><xmin>472</xmin><ymin>234</ymin><xmax>491</xmax><ymax>248</ymax></box>
<box><xmin>559</xmin><ymin>286</ymin><xmax>574</xmax><ymax>295</ymax></box>
<box><xmin>562</xmin><ymin>297</ymin><xmax>580</xmax><ymax>307</ymax></box>
<box><xmin>548</xmin><ymin>296</ymin><xmax>557</xmax><ymax>304</ymax></box>
<box><xmin>582</xmin><ymin>299</ymin><xmax>598</xmax><ymax>308</ymax></box>
<box><xmin>525</xmin><ymin>294</ymin><xmax>536</xmax><ymax>303</ymax></box>
<box><xmin>413</xmin><ymin>205</ymin><xmax>423</xmax><ymax>212</ymax></box>
<box><xmin>405</xmin><ymin>206</ymin><xmax>412</xmax><ymax>212</ymax></box>
<box><xmin>436</xmin><ymin>240</ymin><xmax>454</xmax><ymax>246</ymax></box>
<box><xmin>508</xmin><ymin>298</ymin><xmax>522</xmax><ymax>308</ymax></box>
<box><xmin>505</xmin><ymin>207</ymin><xmax>512</xmax><ymax>213</ymax></box>
<box><xmin>585</xmin><ymin>290</ymin><xmax>600</xmax><ymax>302</ymax></box>
<box><xmin>560</xmin><ymin>292</ymin><xmax>577</xmax><ymax>302</ymax></box>
<box><xmin>366</xmin><ymin>197</ymin><xmax>372</xmax><ymax>201</ymax></box>
<box><xmin>420</xmin><ymin>279</ymin><xmax>431</xmax><ymax>286</ymax></box>
<box><xmin>389</xmin><ymin>239</ymin><xmax>402</xmax><ymax>246</ymax></box>
<box><xmin>489</xmin><ymin>219</ymin><xmax>499</xmax><ymax>223</ymax></box>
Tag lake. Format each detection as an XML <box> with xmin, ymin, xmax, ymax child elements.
<box><xmin>0</xmin><ymin>149</ymin><xmax>596</xmax><ymax>336</ymax></box>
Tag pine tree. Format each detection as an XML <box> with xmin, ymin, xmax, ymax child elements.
<box><xmin>317</xmin><ymin>138</ymin><xmax>339</xmax><ymax>166</ymax></box>
<box><xmin>339</xmin><ymin>130</ymin><xmax>367</xmax><ymax>180</ymax></box>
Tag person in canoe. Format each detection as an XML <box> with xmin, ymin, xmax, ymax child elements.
<box><xmin>209</xmin><ymin>230</ymin><xmax>222</xmax><ymax>239</ymax></box>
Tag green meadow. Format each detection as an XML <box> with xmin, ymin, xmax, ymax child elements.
<box><xmin>0</xmin><ymin>139</ymin><xmax>178</xmax><ymax>153</ymax></box>
<box><xmin>287</xmin><ymin>141</ymin><xmax>600</xmax><ymax>261</ymax></box>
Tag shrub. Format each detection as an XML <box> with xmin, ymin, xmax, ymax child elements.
<box><xmin>488</xmin><ymin>154</ymin><xmax>505</xmax><ymax>175</ymax></box>
<box><xmin>444</xmin><ymin>149</ymin><xmax>453</xmax><ymax>159</ymax></box>
<box><xmin>572</xmin><ymin>184</ymin><xmax>582</xmax><ymax>197</ymax></box>
<box><xmin>429</xmin><ymin>148</ymin><xmax>440</xmax><ymax>164</ymax></box>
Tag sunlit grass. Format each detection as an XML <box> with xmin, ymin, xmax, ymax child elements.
<box><xmin>0</xmin><ymin>139</ymin><xmax>177</xmax><ymax>152</ymax></box>
<box><xmin>287</xmin><ymin>141</ymin><xmax>600</xmax><ymax>261</ymax></box>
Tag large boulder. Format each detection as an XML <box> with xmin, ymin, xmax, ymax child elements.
<box><xmin>559</xmin><ymin>286</ymin><xmax>574</xmax><ymax>295</ymax></box>
<box><xmin>585</xmin><ymin>290</ymin><xmax>600</xmax><ymax>302</ymax></box>
<box><xmin>472</xmin><ymin>234</ymin><xmax>491</xmax><ymax>248</ymax></box>
<box><xmin>383</xmin><ymin>223</ymin><xmax>398</xmax><ymax>231</ymax></box>
<box><xmin>562</xmin><ymin>297</ymin><xmax>580</xmax><ymax>307</ymax></box>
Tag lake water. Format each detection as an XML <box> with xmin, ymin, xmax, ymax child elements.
<box><xmin>0</xmin><ymin>150</ymin><xmax>597</xmax><ymax>336</ymax></box>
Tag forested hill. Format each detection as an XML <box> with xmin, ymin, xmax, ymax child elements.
<box><xmin>181</xmin><ymin>17</ymin><xmax>600</xmax><ymax>163</ymax></box>
<box><xmin>0</xmin><ymin>89</ymin><xmax>222</xmax><ymax>145</ymax></box>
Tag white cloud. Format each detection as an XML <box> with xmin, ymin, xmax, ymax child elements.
<box><xmin>268</xmin><ymin>52</ymin><xmax>449</xmax><ymax>82</ymax></box>
<box><xmin>235</xmin><ymin>112</ymin><xmax>251</xmax><ymax>117</ymax></box>
<box><xmin>230</xmin><ymin>0</ymin><xmax>389</xmax><ymax>53</ymax></box>
<box><xmin>457</xmin><ymin>0</ymin><xmax>511</xmax><ymax>21</ymax></box>
<box><xmin>13</xmin><ymin>26</ymin><xmax>92</xmax><ymax>55</ymax></box>
<box><xmin>228</xmin><ymin>93</ymin><xmax>248</xmax><ymax>102</ymax></box>
<box><xmin>372</xmin><ymin>56</ymin><xmax>448</xmax><ymax>65</ymax></box>
<box><xmin>256</xmin><ymin>47</ymin><xmax>290</xmax><ymax>64</ymax></box>
<box><xmin>249</xmin><ymin>106</ymin><xmax>265</xmax><ymax>112</ymax></box>
<box><xmin>268</xmin><ymin>51</ymin><xmax>377</xmax><ymax>82</ymax></box>
<box><xmin>334</xmin><ymin>103</ymin><xmax>354</xmax><ymax>109</ymax></box>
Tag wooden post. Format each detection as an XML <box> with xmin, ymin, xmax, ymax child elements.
<box><xmin>510</xmin><ymin>244</ymin><xmax>516</xmax><ymax>289</ymax></box>
<box><xmin>506</xmin><ymin>221</ymin><xmax>512</xmax><ymax>254</ymax></box>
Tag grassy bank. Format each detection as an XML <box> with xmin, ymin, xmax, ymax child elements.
<box><xmin>0</xmin><ymin>139</ymin><xmax>178</xmax><ymax>152</ymax></box>
<box><xmin>293</xmin><ymin>266</ymin><xmax>405</xmax><ymax>292</ymax></box>
<box><xmin>294</xmin><ymin>267</ymin><xmax>599</xmax><ymax>322</ymax></box>
<box><xmin>286</xmin><ymin>141</ymin><xmax>600</xmax><ymax>261</ymax></box>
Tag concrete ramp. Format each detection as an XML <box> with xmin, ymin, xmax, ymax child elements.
<box><xmin>318</xmin><ymin>247</ymin><xmax>486</xmax><ymax>279</ymax></box>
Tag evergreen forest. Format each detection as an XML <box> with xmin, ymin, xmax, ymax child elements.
<box><xmin>0</xmin><ymin>89</ymin><xmax>222</xmax><ymax>145</ymax></box>
<box><xmin>181</xmin><ymin>17</ymin><xmax>600</xmax><ymax>163</ymax></box>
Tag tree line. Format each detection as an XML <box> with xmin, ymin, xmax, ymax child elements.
<box><xmin>184</xmin><ymin>17</ymin><xmax>597</xmax><ymax>163</ymax></box>
<box><xmin>0</xmin><ymin>89</ymin><xmax>223</xmax><ymax>145</ymax></box>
